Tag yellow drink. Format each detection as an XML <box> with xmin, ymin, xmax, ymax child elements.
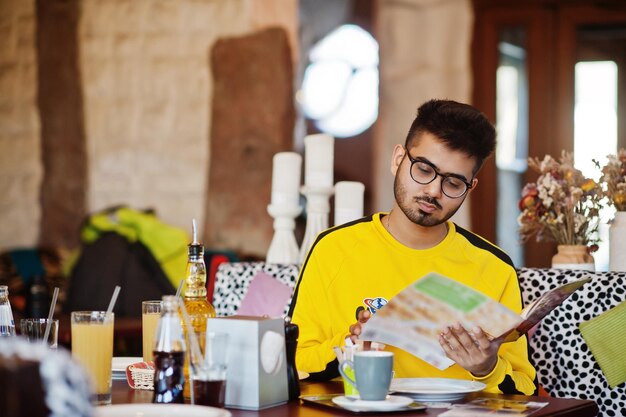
<box><xmin>142</xmin><ymin>300</ymin><xmax>162</xmax><ymax>362</ymax></box>
<box><xmin>71</xmin><ymin>311</ymin><xmax>114</xmax><ymax>405</ymax></box>
<box><xmin>183</xmin><ymin>297</ymin><xmax>215</xmax><ymax>398</ymax></box>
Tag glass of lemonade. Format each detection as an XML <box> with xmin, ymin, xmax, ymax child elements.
<box><xmin>142</xmin><ymin>300</ymin><xmax>162</xmax><ymax>362</ymax></box>
<box><xmin>71</xmin><ymin>311</ymin><xmax>114</xmax><ymax>405</ymax></box>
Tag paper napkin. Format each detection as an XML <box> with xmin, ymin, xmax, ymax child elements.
<box><xmin>579</xmin><ymin>300</ymin><xmax>626</xmax><ymax>388</ymax></box>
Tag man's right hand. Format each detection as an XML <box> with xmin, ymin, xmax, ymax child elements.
<box><xmin>348</xmin><ymin>308</ymin><xmax>371</xmax><ymax>345</ymax></box>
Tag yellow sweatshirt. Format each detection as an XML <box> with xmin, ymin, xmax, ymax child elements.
<box><xmin>289</xmin><ymin>213</ymin><xmax>536</xmax><ymax>395</ymax></box>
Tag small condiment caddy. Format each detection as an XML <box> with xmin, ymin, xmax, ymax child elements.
<box><xmin>126</xmin><ymin>361</ymin><xmax>155</xmax><ymax>390</ymax></box>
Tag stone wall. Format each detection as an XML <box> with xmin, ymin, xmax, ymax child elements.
<box><xmin>374</xmin><ymin>0</ymin><xmax>473</xmax><ymax>227</ymax></box>
<box><xmin>79</xmin><ymin>0</ymin><xmax>297</xmax><ymax>252</ymax></box>
<box><xmin>37</xmin><ymin>0</ymin><xmax>88</xmax><ymax>249</ymax></box>
<box><xmin>205</xmin><ymin>28</ymin><xmax>295</xmax><ymax>256</ymax></box>
<box><xmin>0</xmin><ymin>0</ymin><xmax>297</xmax><ymax>253</ymax></box>
<box><xmin>0</xmin><ymin>0</ymin><xmax>476</xmax><ymax>255</ymax></box>
<box><xmin>0</xmin><ymin>0</ymin><xmax>42</xmax><ymax>250</ymax></box>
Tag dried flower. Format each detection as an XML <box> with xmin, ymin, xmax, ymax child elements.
<box><xmin>595</xmin><ymin>148</ymin><xmax>626</xmax><ymax>212</ymax></box>
<box><xmin>518</xmin><ymin>151</ymin><xmax>604</xmax><ymax>248</ymax></box>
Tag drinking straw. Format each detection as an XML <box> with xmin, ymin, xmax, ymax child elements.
<box><xmin>178</xmin><ymin>297</ymin><xmax>205</xmax><ymax>376</ymax></box>
<box><xmin>344</xmin><ymin>344</ymin><xmax>355</xmax><ymax>361</ymax></box>
<box><xmin>106</xmin><ymin>285</ymin><xmax>121</xmax><ymax>317</ymax></box>
<box><xmin>42</xmin><ymin>287</ymin><xmax>59</xmax><ymax>346</ymax></box>
<box><xmin>333</xmin><ymin>346</ymin><xmax>344</xmax><ymax>363</ymax></box>
<box><xmin>175</xmin><ymin>279</ymin><xmax>184</xmax><ymax>298</ymax></box>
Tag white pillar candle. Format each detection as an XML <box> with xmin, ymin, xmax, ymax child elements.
<box><xmin>304</xmin><ymin>134</ymin><xmax>334</xmax><ymax>187</ymax></box>
<box><xmin>271</xmin><ymin>152</ymin><xmax>302</xmax><ymax>208</ymax></box>
<box><xmin>334</xmin><ymin>181</ymin><xmax>365</xmax><ymax>226</ymax></box>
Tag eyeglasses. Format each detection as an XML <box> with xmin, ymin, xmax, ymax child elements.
<box><xmin>405</xmin><ymin>150</ymin><xmax>474</xmax><ymax>199</ymax></box>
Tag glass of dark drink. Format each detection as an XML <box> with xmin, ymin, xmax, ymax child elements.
<box><xmin>191</xmin><ymin>332</ymin><xmax>229</xmax><ymax>408</ymax></box>
<box><xmin>191</xmin><ymin>377</ymin><xmax>226</xmax><ymax>407</ymax></box>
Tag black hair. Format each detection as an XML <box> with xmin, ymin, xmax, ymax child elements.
<box><xmin>404</xmin><ymin>99</ymin><xmax>496</xmax><ymax>174</ymax></box>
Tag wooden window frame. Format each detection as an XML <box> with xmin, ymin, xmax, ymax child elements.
<box><xmin>471</xmin><ymin>0</ymin><xmax>626</xmax><ymax>267</ymax></box>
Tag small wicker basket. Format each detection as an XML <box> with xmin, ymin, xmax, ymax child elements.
<box><xmin>128</xmin><ymin>364</ymin><xmax>155</xmax><ymax>390</ymax></box>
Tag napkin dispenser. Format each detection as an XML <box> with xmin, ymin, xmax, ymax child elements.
<box><xmin>207</xmin><ymin>316</ymin><xmax>288</xmax><ymax>410</ymax></box>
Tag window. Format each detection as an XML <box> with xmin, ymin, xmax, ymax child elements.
<box><xmin>472</xmin><ymin>1</ymin><xmax>626</xmax><ymax>268</ymax></box>
<box><xmin>496</xmin><ymin>30</ymin><xmax>528</xmax><ymax>267</ymax></box>
<box><xmin>298</xmin><ymin>24</ymin><xmax>378</xmax><ymax>138</ymax></box>
<box><xmin>574</xmin><ymin>61</ymin><xmax>618</xmax><ymax>270</ymax></box>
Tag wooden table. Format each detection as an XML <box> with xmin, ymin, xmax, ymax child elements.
<box><xmin>111</xmin><ymin>379</ymin><xmax>598</xmax><ymax>416</ymax></box>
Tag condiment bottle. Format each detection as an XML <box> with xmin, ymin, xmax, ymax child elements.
<box><xmin>285</xmin><ymin>317</ymin><xmax>300</xmax><ymax>400</ymax></box>
<box><xmin>153</xmin><ymin>295</ymin><xmax>186</xmax><ymax>403</ymax></box>
<box><xmin>182</xmin><ymin>219</ymin><xmax>216</xmax><ymax>398</ymax></box>
<box><xmin>0</xmin><ymin>285</ymin><xmax>16</xmax><ymax>337</ymax></box>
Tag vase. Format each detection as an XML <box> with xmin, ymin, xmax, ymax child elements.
<box><xmin>551</xmin><ymin>245</ymin><xmax>595</xmax><ymax>271</ymax></box>
<box><xmin>609</xmin><ymin>211</ymin><xmax>626</xmax><ymax>271</ymax></box>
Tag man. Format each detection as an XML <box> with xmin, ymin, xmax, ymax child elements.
<box><xmin>289</xmin><ymin>99</ymin><xmax>536</xmax><ymax>395</ymax></box>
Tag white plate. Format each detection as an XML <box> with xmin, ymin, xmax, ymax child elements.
<box><xmin>332</xmin><ymin>394</ymin><xmax>414</xmax><ymax>412</ymax></box>
<box><xmin>390</xmin><ymin>378</ymin><xmax>486</xmax><ymax>402</ymax></box>
<box><xmin>112</xmin><ymin>357</ymin><xmax>142</xmax><ymax>372</ymax></box>
<box><xmin>95</xmin><ymin>404</ymin><xmax>231</xmax><ymax>417</ymax></box>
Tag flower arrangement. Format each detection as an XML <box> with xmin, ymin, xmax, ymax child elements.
<box><xmin>596</xmin><ymin>148</ymin><xmax>626</xmax><ymax>212</ymax></box>
<box><xmin>518</xmin><ymin>151</ymin><xmax>604</xmax><ymax>248</ymax></box>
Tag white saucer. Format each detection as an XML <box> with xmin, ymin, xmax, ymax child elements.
<box><xmin>332</xmin><ymin>394</ymin><xmax>413</xmax><ymax>412</ymax></box>
<box><xmin>95</xmin><ymin>404</ymin><xmax>230</xmax><ymax>417</ymax></box>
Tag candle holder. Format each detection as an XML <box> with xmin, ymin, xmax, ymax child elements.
<box><xmin>334</xmin><ymin>181</ymin><xmax>365</xmax><ymax>226</ymax></box>
<box><xmin>266</xmin><ymin>204</ymin><xmax>303</xmax><ymax>264</ymax></box>
<box><xmin>299</xmin><ymin>185</ymin><xmax>335</xmax><ymax>263</ymax></box>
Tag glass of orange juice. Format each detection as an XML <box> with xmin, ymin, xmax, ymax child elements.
<box><xmin>71</xmin><ymin>311</ymin><xmax>114</xmax><ymax>405</ymax></box>
<box><xmin>142</xmin><ymin>300</ymin><xmax>162</xmax><ymax>362</ymax></box>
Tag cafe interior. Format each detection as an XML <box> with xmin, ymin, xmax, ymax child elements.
<box><xmin>1</xmin><ymin>0</ymin><xmax>625</xmax><ymax>416</ymax></box>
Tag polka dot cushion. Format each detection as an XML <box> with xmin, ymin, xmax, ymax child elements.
<box><xmin>212</xmin><ymin>262</ymin><xmax>300</xmax><ymax>318</ymax></box>
<box><xmin>517</xmin><ymin>268</ymin><xmax>626</xmax><ymax>417</ymax></box>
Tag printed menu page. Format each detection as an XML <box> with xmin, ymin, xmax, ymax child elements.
<box><xmin>440</xmin><ymin>398</ymin><xmax>549</xmax><ymax>416</ymax></box>
<box><xmin>360</xmin><ymin>272</ymin><xmax>523</xmax><ymax>370</ymax></box>
<box><xmin>360</xmin><ymin>272</ymin><xmax>590</xmax><ymax>370</ymax></box>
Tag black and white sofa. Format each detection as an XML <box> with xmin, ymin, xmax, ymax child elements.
<box><xmin>517</xmin><ymin>268</ymin><xmax>626</xmax><ymax>417</ymax></box>
<box><xmin>212</xmin><ymin>262</ymin><xmax>299</xmax><ymax>317</ymax></box>
<box><xmin>212</xmin><ymin>262</ymin><xmax>626</xmax><ymax>416</ymax></box>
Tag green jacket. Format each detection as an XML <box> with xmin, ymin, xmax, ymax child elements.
<box><xmin>81</xmin><ymin>207</ymin><xmax>188</xmax><ymax>290</ymax></box>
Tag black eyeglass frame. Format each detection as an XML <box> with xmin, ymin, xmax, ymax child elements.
<box><xmin>405</xmin><ymin>149</ymin><xmax>475</xmax><ymax>199</ymax></box>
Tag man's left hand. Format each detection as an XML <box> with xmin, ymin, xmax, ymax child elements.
<box><xmin>438</xmin><ymin>323</ymin><xmax>504</xmax><ymax>377</ymax></box>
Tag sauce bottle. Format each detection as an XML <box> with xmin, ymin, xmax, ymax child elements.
<box><xmin>182</xmin><ymin>219</ymin><xmax>216</xmax><ymax>398</ymax></box>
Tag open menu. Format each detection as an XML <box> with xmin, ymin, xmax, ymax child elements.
<box><xmin>439</xmin><ymin>397</ymin><xmax>549</xmax><ymax>416</ymax></box>
<box><xmin>360</xmin><ymin>272</ymin><xmax>590</xmax><ymax>370</ymax></box>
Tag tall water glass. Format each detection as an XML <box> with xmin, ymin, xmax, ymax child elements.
<box><xmin>71</xmin><ymin>311</ymin><xmax>114</xmax><ymax>405</ymax></box>
<box><xmin>142</xmin><ymin>300</ymin><xmax>162</xmax><ymax>362</ymax></box>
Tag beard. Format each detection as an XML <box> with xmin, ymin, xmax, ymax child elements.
<box><xmin>393</xmin><ymin>174</ymin><xmax>463</xmax><ymax>227</ymax></box>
